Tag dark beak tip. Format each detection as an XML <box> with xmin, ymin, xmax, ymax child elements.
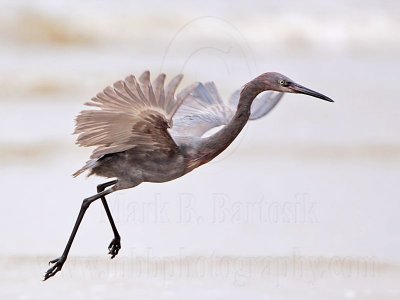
<box><xmin>291</xmin><ymin>83</ymin><xmax>333</xmax><ymax>103</ymax></box>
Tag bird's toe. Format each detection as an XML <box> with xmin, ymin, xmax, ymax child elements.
<box><xmin>43</xmin><ymin>256</ymin><xmax>65</xmax><ymax>281</ymax></box>
<box><xmin>108</xmin><ymin>238</ymin><xmax>121</xmax><ymax>259</ymax></box>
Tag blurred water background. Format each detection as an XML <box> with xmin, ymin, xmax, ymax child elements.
<box><xmin>1</xmin><ymin>0</ymin><xmax>400</xmax><ymax>299</ymax></box>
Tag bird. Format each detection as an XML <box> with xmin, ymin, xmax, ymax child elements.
<box><xmin>44</xmin><ymin>70</ymin><xmax>333</xmax><ymax>280</ymax></box>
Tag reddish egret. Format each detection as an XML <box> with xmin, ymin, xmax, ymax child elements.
<box><xmin>44</xmin><ymin>71</ymin><xmax>333</xmax><ymax>280</ymax></box>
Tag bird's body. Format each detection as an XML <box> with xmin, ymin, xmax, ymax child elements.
<box><xmin>44</xmin><ymin>70</ymin><xmax>333</xmax><ymax>280</ymax></box>
<box><xmin>91</xmin><ymin>147</ymin><xmax>185</xmax><ymax>186</ymax></box>
<box><xmin>73</xmin><ymin>72</ymin><xmax>286</xmax><ymax>189</ymax></box>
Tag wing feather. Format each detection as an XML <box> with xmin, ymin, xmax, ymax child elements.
<box><xmin>165</xmin><ymin>74</ymin><xmax>184</xmax><ymax>115</ymax></box>
<box><xmin>171</xmin><ymin>82</ymin><xmax>233</xmax><ymax>137</ymax></box>
<box><xmin>152</xmin><ymin>74</ymin><xmax>166</xmax><ymax>106</ymax></box>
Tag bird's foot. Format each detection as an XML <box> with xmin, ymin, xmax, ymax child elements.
<box><xmin>108</xmin><ymin>237</ymin><xmax>121</xmax><ymax>259</ymax></box>
<box><xmin>44</xmin><ymin>256</ymin><xmax>66</xmax><ymax>281</ymax></box>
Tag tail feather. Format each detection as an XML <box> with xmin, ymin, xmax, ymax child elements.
<box><xmin>73</xmin><ymin>159</ymin><xmax>98</xmax><ymax>177</ymax></box>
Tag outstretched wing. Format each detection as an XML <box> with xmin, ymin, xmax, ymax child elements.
<box><xmin>171</xmin><ymin>82</ymin><xmax>284</xmax><ymax>138</ymax></box>
<box><xmin>171</xmin><ymin>82</ymin><xmax>234</xmax><ymax>137</ymax></box>
<box><xmin>73</xmin><ymin>71</ymin><xmax>193</xmax><ymax>176</ymax></box>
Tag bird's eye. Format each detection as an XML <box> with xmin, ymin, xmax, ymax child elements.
<box><xmin>279</xmin><ymin>79</ymin><xmax>286</xmax><ymax>85</ymax></box>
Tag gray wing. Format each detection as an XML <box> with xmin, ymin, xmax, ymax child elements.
<box><xmin>73</xmin><ymin>71</ymin><xmax>194</xmax><ymax>176</ymax></box>
<box><xmin>171</xmin><ymin>82</ymin><xmax>234</xmax><ymax>137</ymax></box>
<box><xmin>171</xmin><ymin>82</ymin><xmax>284</xmax><ymax>138</ymax></box>
<box><xmin>228</xmin><ymin>90</ymin><xmax>283</xmax><ymax>120</ymax></box>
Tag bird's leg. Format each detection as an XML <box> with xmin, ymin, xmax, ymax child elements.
<box><xmin>44</xmin><ymin>189</ymin><xmax>112</xmax><ymax>281</ymax></box>
<box><xmin>97</xmin><ymin>180</ymin><xmax>121</xmax><ymax>259</ymax></box>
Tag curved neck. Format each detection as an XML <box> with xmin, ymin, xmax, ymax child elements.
<box><xmin>186</xmin><ymin>81</ymin><xmax>264</xmax><ymax>170</ymax></box>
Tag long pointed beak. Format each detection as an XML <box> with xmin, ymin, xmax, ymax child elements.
<box><xmin>290</xmin><ymin>83</ymin><xmax>334</xmax><ymax>102</ymax></box>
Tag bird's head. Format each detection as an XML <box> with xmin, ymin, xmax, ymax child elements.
<box><xmin>256</xmin><ymin>72</ymin><xmax>334</xmax><ymax>102</ymax></box>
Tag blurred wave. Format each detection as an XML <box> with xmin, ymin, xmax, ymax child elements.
<box><xmin>1</xmin><ymin>10</ymin><xmax>95</xmax><ymax>46</ymax></box>
<box><xmin>2</xmin><ymin>255</ymin><xmax>399</xmax><ymax>299</ymax></box>
<box><xmin>1</xmin><ymin>141</ymin><xmax>400</xmax><ymax>166</ymax></box>
<box><xmin>1</xmin><ymin>0</ymin><xmax>399</xmax><ymax>52</ymax></box>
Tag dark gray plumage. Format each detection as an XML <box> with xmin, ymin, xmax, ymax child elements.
<box><xmin>44</xmin><ymin>70</ymin><xmax>333</xmax><ymax>280</ymax></box>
